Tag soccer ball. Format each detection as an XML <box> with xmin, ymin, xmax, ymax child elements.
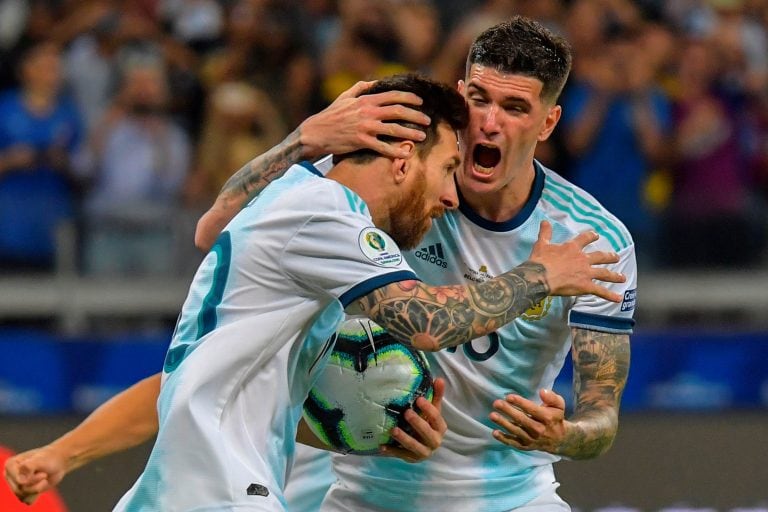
<box><xmin>303</xmin><ymin>317</ymin><xmax>433</xmax><ymax>455</ymax></box>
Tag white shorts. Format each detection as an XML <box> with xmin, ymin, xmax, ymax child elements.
<box><xmin>319</xmin><ymin>464</ymin><xmax>570</xmax><ymax>512</ymax></box>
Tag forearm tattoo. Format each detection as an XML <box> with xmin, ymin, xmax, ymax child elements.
<box><xmin>359</xmin><ymin>262</ymin><xmax>550</xmax><ymax>350</ymax></box>
<box><xmin>218</xmin><ymin>128</ymin><xmax>303</xmax><ymax>207</ymax></box>
<box><xmin>561</xmin><ymin>328</ymin><xmax>630</xmax><ymax>459</ymax></box>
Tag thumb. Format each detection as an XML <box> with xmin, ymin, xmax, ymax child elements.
<box><xmin>540</xmin><ymin>389</ymin><xmax>565</xmax><ymax>410</ymax></box>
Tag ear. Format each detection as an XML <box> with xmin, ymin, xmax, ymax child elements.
<box><xmin>537</xmin><ymin>104</ymin><xmax>562</xmax><ymax>142</ymax></box>
<box><xmin>458</xmin><ymin>79</ymin><xmax>466</xmax><ymax>96</ymax></box>
<box><xmin>391</xmin><ymin>140</ymin><xmax>416</xmax><ymax>184</ymax></box>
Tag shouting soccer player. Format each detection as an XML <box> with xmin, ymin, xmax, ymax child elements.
<box><xmin>6</xmin><ymin>18</ymin><xmax>634</xmax><ymax>512</ymax></box>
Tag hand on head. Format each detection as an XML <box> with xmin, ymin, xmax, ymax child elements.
<box><xmin>301</xmin><ymin>80</ymin><xmax>430</xmax><ymax>160</ymax></box>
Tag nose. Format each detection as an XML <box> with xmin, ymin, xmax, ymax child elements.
<box><xmin>441</xmin><ymin>181</ymin><xmax>459</xmax><ymax>210</ymax></box>
<box><xmin>481</xmin><ymin>104</ymin><xmax>501</xmax><ymax>135</ymax></box>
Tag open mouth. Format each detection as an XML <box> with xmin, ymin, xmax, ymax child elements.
<box><xmin>472</xmin><ymin>144</ymin><xmax>501</xmax><ymax>175</ymax></box>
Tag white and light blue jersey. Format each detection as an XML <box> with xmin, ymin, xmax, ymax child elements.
<box><xmin>114</xmin><ymin>161</ymin><xmax>418</xmax><ymax>512</ymax></box>
<box><xmin>326</xmin><ymin>161</ymin><xmax>637</xmax><ymax>512</ymax></box>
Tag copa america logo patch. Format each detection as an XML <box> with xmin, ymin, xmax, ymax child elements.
<box><xmin>621</xmin><ymin>288</ymin><xmax>636</xmax><ymax>312</ymax></box>
<box><xmin>358</xmin><ymin>227</ymin><xmax>402</xmax><ymax>267</ymax></box>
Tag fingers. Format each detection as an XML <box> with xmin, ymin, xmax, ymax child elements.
<box><xmin>4</xmin><ymin>458</ymin><xmax>44</xmax><ymax>504</ymax></box>
<box><xmin>586</xmin><ymin>284</ymin><xmax>623</xmax><ymax>303</ymax></box>
<box><xmin>590</xmin><ymin>266</ymin><xmax>626</xmax><ymax>284</ymax></box>
<box><xmin>539</xmin><ymin>389</ymin><xmax>566</xmax><ymax>410</ymax></box>
<box><xmin>375</xmin><ymin>103</ymin><xmax>430</xmax><ymax>126</ymax></box>
<box><xmin>537</xmin><ymin>220</ymin><xmax>552</xmax><ymax>245</ymax></box>
<box><xmin>430</xmin><ymin>377</ymin><xmax>446</xmax><ymax>412</ymax></box>
<box><xmin>369</xmin><ymin>90</ymin><xmax>425</xmax><ymax>109</ymax></box>
<box><xmin>404</xmin><ymin>395</ymin><xmax>447</xmax><ymax>450</ymax></box>
<box><xmin>379</xmin><ymin>383</ymin><xmax>448</xmax><ymax>463</ymax></box>
<box><xmin>341</xmin><ymin>80</ymin><xmax>376</xmax><ymax>100</ymax></box>
<box><xmin>489</xmin><ymin>391</ymin><xmax>566</xmax><ymax>450</ymax></box>
<box><xmin>586</xmin><ymin>250</ymin><xmax>620</xmax><ymax>266</ymax></box>
<box><xmin>571</xmin><ymin>229</ymin><xmax>599</xmax><ymax>249</ymax></box>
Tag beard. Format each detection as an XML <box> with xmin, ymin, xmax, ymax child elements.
<box><xmin>388</xmin><ymin>170</ymin><xmax>444</xmax><ymax>250</ymax></box>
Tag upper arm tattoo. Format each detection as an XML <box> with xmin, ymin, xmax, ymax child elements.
<box><xmin>561</xmin><ymin>328</ymin><xmax>630</xmax><ymax>459</ymax></box>
<box><xmin>354</xmin><ymin>262</ymin><xmax>549</xmax><ymax>351</ymax></box>
<box><xmin>218</xmin><ymin>129</ymin><xmax>303</xmax><ymax>207</ymax></box>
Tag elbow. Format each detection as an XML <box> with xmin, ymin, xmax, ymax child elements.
<box><xmin>194</xmin><ymin>211</ymin><xmax>217</xmax><ymax>252</ymax></box>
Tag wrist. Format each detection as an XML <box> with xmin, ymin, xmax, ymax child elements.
<box><xmin>48</xmin><ymin>436</ymin><xmax>93</xmax><ymax>472</ymax></box>
<box><xmin>295</xmin><ymin>121</ymin><xmax>321</xmax><ymax>160</ymax></box>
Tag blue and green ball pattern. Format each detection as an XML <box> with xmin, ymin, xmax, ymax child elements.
<box><xmin>303</xmin><ymin>318</ymin><xmax>433</xmax><ymax>455</ymax></box>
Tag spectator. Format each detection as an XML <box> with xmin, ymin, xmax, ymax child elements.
<box><xmin>74</xmin><ymin>58</ymin><xmax>190</xmax><ymax>276</ymax></box>
<box><xmin>184</xmin><ymin>81</ymin><xmax>288</xmax><ymax>207</ymax></box>
<box><xmin>200</xmin><ymin>1</ymin><xmax>318</xmax><ymax>127</ymax></box>
<box><xmin>661</xmin><ymin>38</ymin><xmax>767</xmax><ymax>267</ymax></box>
<box><xmin>561</xmin><ymin>21</ymin><xmax>672</xmax><ymax>267</ymax></box>
<box><xmin>321</xmin><ymin>0</ymin><xmax>410</xmax><ymax>102</ymax></box>
<box><xmin>0</xmin><ymin>41</ymin><xmax>83</xmax><ymax>272</ymax></box>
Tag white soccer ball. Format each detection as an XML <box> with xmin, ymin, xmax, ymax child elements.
<box><xmin>303</xmin><ymin>317</ymin><xmax>433</xmax><ymax>455</ymax></box>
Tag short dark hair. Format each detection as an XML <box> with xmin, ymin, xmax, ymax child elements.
<box><xmin>334</xmin><ymin>74</ymin><xmax>468</xmax><ymax>164</ymax></box>
<box><xmin>466</xmin><ymin>16</ymin><xmax>572</xmax><ymax>103</ymax></box>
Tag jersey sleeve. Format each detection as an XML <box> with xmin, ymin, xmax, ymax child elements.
<box><xmin>281</xmin><ymin>209</ymin><xmax>419</xmax><ymax>308</ymax></box>
<box><xmin>568</xmin><ymin>243</ymin><xmax>637</xmax><ymax>334</ymax></box>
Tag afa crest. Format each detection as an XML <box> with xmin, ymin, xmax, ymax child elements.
<box><xmin>522</xmin><ymin>296</ymin><xmax>552</xmax><ymax>321</ymax></box>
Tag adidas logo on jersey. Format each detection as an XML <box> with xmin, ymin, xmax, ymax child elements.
<box><xmin>415</xmin><ymin>243</ymin><xmax>447</xmax><ymax>268</ymax></box>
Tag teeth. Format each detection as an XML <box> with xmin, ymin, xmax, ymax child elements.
<box><xmin>475</xmin><ymin>164</ymin><xmax>493</xmax><ymax>175</ymax></box>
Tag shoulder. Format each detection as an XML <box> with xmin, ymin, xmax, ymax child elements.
<box><xmin>538</xmin><ymin>164</ymin><xmax>634</xmax><ymax>253</ymax></box>
<box><xmin>257</xmin><ymin>163</ymin><xmax>370</xmax><ymax>220</ymax></box>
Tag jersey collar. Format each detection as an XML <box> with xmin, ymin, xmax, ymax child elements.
<box><xmin>457</xmin><ymin>160</ymin><xmax>546</xmax><ymax>232</ymax></box>
<box><xmin>298</xmin><ymin>160</ymin><xmax>324</xmax><ymax>177</ymax></box>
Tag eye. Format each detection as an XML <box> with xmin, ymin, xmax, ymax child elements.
<box><xmin>504</xmin><ymin>103</ymin><xmax>527</xmax><ymax>113</ymax></box>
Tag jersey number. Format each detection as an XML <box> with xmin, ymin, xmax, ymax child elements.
<box><xmin>446</xmin><ymin>332</ymin><xmax>500</xmax><ymax>361</ymax></box>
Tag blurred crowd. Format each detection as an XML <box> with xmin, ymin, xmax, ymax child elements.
<box><xmin>1</xmin><ymin>0</ymin><xmax>767</xmax><ymax>277</ymax></box>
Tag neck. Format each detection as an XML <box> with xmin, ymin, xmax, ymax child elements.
<box><xmin>458</xmin><ymin>161</ymin><xmax>537</xmax><ymax>222</ymax></box>
<box><xmin>327</xmin><ymin>160</ymin><xmax>391</xmax><ymax>230</ymax></box>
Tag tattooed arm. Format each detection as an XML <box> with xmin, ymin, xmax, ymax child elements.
<box><xmin>195</xmin><ymin>81</ymin><xmax>431</xmax><ymax>250</ymax></box>
<box><xmin>352</xmin><ymin>222</ymin><xmax>626</xmax><ymax>351</ymax></box>
<box><xmin>488</xmin><ymin>328</ymin><xmax>630</xmax><ymax>459</ymax></box>
<box><xmin>560</xmin><ymin>328</ymin><xmax>630</xmax><ymax>458</ymax></box>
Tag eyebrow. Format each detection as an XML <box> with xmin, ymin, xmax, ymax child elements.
<box><xmin>467</xmin><ymin>83</ymin><xmax>532</xmax><ymax>109</ymax></box>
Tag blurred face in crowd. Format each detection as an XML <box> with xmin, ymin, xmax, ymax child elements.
<box><xmin>456</xmin><ymin>64</ymin><xmax>560</xmax><ymax>198</ymax></box>
<box><xmin>121</xmin><ymin>65</ymin><xmax>169</xmax><ymax>114</ymax></box>
<box><xmin>21</xmin><ymin>43</ymin><xmax>63</xmax><ymax>96</ymax></box>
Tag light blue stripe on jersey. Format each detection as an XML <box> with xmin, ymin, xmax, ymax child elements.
<box><xmin>543</xmin><ymin>177</ymin><xmax>631</xmax><ymax>251</ymax></box>
<box><xmin>570</xmin><ymin>310</ymin><xmax>635</xmax><ymax>333</ymax></box>
<box><xmin>341</xmin><ymin>186</ymin><xmax>368</xmax><ymax>215</ymax></box>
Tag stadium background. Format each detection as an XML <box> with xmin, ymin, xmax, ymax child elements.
<box><xmin>1</xmin><ymin>0</ymin><xmax>767</xmax><ymax>511</ymax></box>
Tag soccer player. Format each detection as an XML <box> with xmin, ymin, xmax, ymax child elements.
<box><xmin>5</xmin><ymin>72</ymin><xmax>625</xmax><ymax>511</ymax></box>
<box><xmin>6</xmin><ymin>18</ymin><xmax>634</xmax><ymax>511</ymax></box>
<box><xmin>112</xmin><ymin>74</ymin><xmax>473</xmax><ymax>512</ymax></box>
<box><xmin>197</xmin><ymin>18</ymin><xmax>636</xmax><ymax>512</ymax></box>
